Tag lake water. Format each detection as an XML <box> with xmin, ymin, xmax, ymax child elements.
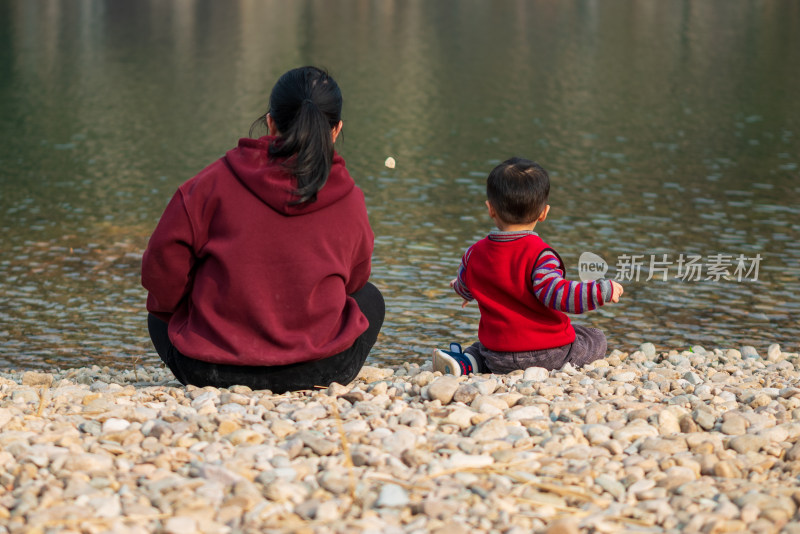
<box><xmin>1</xmin><ymin>0</ymin><xmax>799</xmax><ymax>370</ymax></box>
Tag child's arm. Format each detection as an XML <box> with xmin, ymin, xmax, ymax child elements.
<box><xmin>532</xmin><ymin>250</ymin><xmax>622</xmax><ymax>313</ymax></box>
<box><xmin>451</xmin><ymin>249</ymin><xmax>474</xmax><ymax>308</ymax></box>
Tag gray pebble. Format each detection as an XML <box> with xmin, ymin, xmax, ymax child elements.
<box><xmin>453</xmin><ymin>383</ymin><xmax>480</xmax><ymax>404</ymax></box>
<box><xmin>692</xmin><ymin>409</ymin><xmax>716</xmax><ymax>430</ymax></box>
<box><xmin>741</xmin><ymin>345</ymin><xmax>760</xmax><ymax>359</ymax></box>
<box><xmin>728</xmin><ymin>434</ymin><xmax>766</xmax><ymax>454</ymax></box>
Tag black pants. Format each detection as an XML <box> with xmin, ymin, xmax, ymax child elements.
<box><xmin>147</xmin><ymin>282</ymin><xmax>385</xmax><ymax>393</ymax></box>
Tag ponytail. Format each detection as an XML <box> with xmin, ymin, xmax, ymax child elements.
<box><xmin>259</xmin><ymin>67</ymin><xmax>343</xmax><ymax>205</ymax></box>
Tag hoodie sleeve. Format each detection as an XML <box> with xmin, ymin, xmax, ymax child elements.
<box><xmin>348</xmin><ymin>257</ymin><xmax>371</xmax><ymax>295</ymax></box>
<box><xmin>344</xmin><ymin>191</ymin><xmax>374</xmax><ymax>295</ymax></box>
<box><xmin>141</xmin><ymin>189</ymin><xmax>196</xmax><ymax>321</ymax></box>
<box><xmin>345</xmin><ymin>221</ymin><xmax>374</xmax><ymax>295</ymax></box>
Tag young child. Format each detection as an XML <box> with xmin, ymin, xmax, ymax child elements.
<box><xmin>434</xmin><ymin>157</ymin><xmax>623</xmax><ymax>376</ymax></box>
<box><xmin>142</xmin><ymin>67</ymin><xmax>384</xmax><ymax>393</ymax></box>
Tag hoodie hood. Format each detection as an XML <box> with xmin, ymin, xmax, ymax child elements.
<box><xmin>225</xmin><ymin>136</ymin><xmax>355</xmax><ymax>216</ymax></box>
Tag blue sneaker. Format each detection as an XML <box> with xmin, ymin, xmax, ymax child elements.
<box><xmin>432</xmin><ymin>343</ymin><xmax>480</xmax><ymax>376</ymax></box>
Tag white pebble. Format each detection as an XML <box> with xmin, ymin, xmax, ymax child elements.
<box><xmin>102</xmin><ymin>418</ymin><xmax>130</xmax><ymax>433</ymax></box>
<box><xmin>523</xmin><ymin>367</ymin><xmax>549</xmax><ymax>382</ymax></box>
<box><xmin>376</xmin><ymin>483</ymin><xmax>409</xmax><ymax>507</ymax></box>
<box><xmin>444</xmin><ymin>453</ymin><xmax>494</xmax><ymax>470</ymax></box>
<box><xmin>164</xmin><ymin>516</ymin><xmax>198</xmax><ymax>534</ymax></box>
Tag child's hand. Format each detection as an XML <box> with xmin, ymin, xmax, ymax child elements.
<box><xmin>450</xmin><ymin>278</ymin><xmax>471</xmax><ymax>308</ymax></box>
<box><xmin>610</xmin><ymin>281</ymin><xmax>624</xmax><ymax>303</ymax></box>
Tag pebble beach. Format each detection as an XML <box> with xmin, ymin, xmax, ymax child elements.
<box><xmin>2</xmin><ymin>343</ymin><xmax>800</xmax><ymax>534</ymax></box>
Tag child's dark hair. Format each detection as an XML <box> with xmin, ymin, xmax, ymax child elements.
<box><xmin>250</xmin><ymin>66</ymin><xmax>342</xmax><ymax>204</ymax></box>
<box><xmin>486</xmin><ymin>157</ymin><xmax>550</xmax><ymax>224</ymax></box>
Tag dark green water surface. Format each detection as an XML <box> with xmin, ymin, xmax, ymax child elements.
<box><xmin>1</xmin><ymin>1</ymin><xmax>799</xmax><ymax>370</ymax></box>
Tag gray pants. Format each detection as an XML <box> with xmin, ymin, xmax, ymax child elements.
<box><xmin>465</xmin><ymin>324</ymin><xmax>607</xmax><ymax>373</ymax></box>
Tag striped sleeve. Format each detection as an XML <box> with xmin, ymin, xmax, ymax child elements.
<box><xmin>532</xmin><ymin>250</ymin><xmax>611</xmax><ymax>313</ymax></box>
<box><xmin>452</xmin><ymin>247</ymin><xmax>474</xmax><ymax>301</ymax></box>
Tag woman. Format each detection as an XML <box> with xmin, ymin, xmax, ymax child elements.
<box><xmin>142</xmin><ymin>67</ymin><xmax>384</xmax><ymax>392</ymax></box>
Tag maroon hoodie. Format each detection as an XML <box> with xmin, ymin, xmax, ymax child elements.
<box><xmin>141</xmin><ymin>136</ymin><xmax>373</xmax><ymax>366</ymax></box>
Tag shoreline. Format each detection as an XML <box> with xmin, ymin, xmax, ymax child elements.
<box><xmin>1</xmin><ymin>344</ymin><xmax>800</xmax><ymax>533</ymax></box>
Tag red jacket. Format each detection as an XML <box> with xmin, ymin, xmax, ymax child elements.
<box><xmin>141</xmin><ymin>136</ymin><xmax>373</xmax><ymax>366</ymax></box>
<box><xmin>464</xmin><ymin>234</ymin><xmax>575</xmax><ymax>351</ymax></box>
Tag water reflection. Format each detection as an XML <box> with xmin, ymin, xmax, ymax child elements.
<box><xmin>1</xmin><ymin>0</ymin><xmax>798</xmax><ymax>369</ymax></box>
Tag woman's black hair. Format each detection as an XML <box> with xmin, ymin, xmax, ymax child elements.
<box><xmin>250</xmin><ymin>66</ymin><xmax>342</xmax><ymax>204</ymax></box>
